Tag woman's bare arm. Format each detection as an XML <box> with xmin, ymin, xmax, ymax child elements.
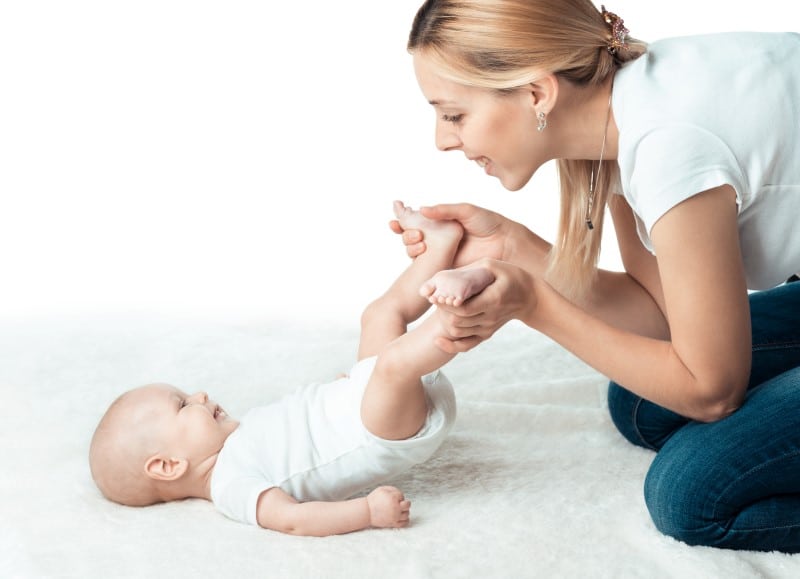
<box><xmin>530</xmin><ymin>186</ymin><xmax>750</xmax><ymax>420</ymax></box>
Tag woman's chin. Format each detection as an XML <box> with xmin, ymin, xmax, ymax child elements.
<box><xmin>497</xmin><ymin>174</ymin><xmax>526</xmax><ymax>192</ymax></box>
<box><xmin>496</xmin><ymin>167</ymin><xmax>537</xmax><ymax>191</ymax></box>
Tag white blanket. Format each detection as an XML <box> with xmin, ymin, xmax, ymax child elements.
<box><xmin>2</xmin><ymin>314</ymin><xmax>798</xmax><ymax>578</ymax></box>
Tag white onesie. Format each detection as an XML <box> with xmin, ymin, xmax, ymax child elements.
<box><xmin>209</xmin><ymin>356</ymin><xmax>456</xmax><ymax>526</ymax></box>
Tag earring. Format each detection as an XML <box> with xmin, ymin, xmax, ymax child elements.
<box><xmin>537</xmin><ymin>111</ymin><xmax>547</xmax><ymax>132</ymax></box>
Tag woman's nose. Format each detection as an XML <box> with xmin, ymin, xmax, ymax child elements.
<box><xmin>435</xmin><ymin>121</ymin><xmax>461</xmax><ymax>152</ymax></box>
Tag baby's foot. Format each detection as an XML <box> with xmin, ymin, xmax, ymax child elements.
<box><xmin>393</xmin><ymin>200</ymin><xmax>463</xmax><ymax>252</ymax></box>
<box><xmin>420</xmin><ymin>266</ymin><xmax>495</xmax><ymax>307</ymax></box>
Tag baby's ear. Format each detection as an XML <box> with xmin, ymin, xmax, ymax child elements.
<box><xmin>144</xmin><ymin>455</ymin><xmax>189</xmax><ymax>481</ymax></box>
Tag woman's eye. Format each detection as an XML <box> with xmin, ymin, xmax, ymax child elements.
<box><xmin>442</xmin><ymin>113</ymin><xmax>463</xmax><ymax>124</ymax></box>
<box><xmin>179</xmin><ymin>399</ymin><xmax>187</xmax><ymax>409</ymax></box>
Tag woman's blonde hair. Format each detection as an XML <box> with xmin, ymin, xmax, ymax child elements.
<box><xmin>408</xmin><ymin>0</ymin><xmax>646</xmax><ymax>300</ymax></box>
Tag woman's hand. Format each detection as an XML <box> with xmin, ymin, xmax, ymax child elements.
<box><xmin>389</xmin><ymin>203</ymin><xmax>513</xmax><ymax>267</ymax></box>
<box><xmin>432</xmin><ymin>258</ymin><xmax>538</xmax><ymax>354</ymax></box>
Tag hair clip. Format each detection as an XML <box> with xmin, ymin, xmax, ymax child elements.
<box><xmin>601</xmin><ymin>5</ymin><xmax>629</xmax><ymax>54</ymax></box>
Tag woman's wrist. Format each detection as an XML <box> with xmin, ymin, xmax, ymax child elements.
<box><xmin>526</xmin><ymin>275</ymin><xmax>562</xmax><ymax>332</ymax></box>
<box><xmin>504</xmin><ymin>221</ymin><xmax>552</xmax><ymax>277</ymax></box>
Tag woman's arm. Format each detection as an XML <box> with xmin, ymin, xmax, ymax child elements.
<box><xmin>644</xmin><ymin>185</ymin><xmax>750</xmax><ymax>417</ymax></box>
<box><xmin>607</xmin><ymin>194</ymin><xmax>667</xmax><ymax>318</ymax></box>
<box><xmin>256</xmin><ymin>485</ymin><xmax>411</xmax><ymax>536</ymax></box>
<box><xmin>506</xmin><ymin>205</ymin><xmax>669</xmax><ymax>340</ymax></box>
<box><xmin>446</xmin><ymin>186</ymin><xmax>749</xmax><ymax>421</ymax></box>
<box><xmin>395</xmin><ymin>202</ymin><xmax>668</xmax><ymax>339</ymax></box>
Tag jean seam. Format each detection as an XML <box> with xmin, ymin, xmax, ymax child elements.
<box><xmin>631</xmin><ymin>397</ymin><xmax>658</xmax><ymax>451</ymax></box>
<box><xmin>712</xmin><ymin>448</ymin><xmax>800</xmax><ymax>533</ymax></box>
<box><xmin>752</xmin><ymin>341</ymin><xmax>800</xmax><ymax>351</ymax></box>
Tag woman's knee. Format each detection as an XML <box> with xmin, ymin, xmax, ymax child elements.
<box><xmin>642</xmin><ymin>383</ymin><xmax>800</xmax><ymax>553</ymax></box>
<box><xmin>643</xmin><ymin>443</ymin><xmax>713</xmax><ymax>546</ymax></box>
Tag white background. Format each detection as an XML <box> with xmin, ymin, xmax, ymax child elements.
<box><xmin>0</xmin><ymin>1</ymin><xmax>789</xmax><ymax>321</ymax></box>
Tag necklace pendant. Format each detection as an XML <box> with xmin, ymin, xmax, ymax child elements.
<box><xmin>586</xmin><ymin>218</ymin><xmax>594</xmax><ymax>230</ymax></box>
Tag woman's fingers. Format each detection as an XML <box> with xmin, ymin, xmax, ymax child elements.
<box><xmin>420</xmin><ymin>202</ymin><xmax>477</xmax><ymax>222</ymax></box>
<box><xmin>388</xmin><ymin>219</ymin><xmax>403</xmax><ymax>235</ymax></box>
<box><xmin>389</xmin><ymin>219</ymin><xmax>427</xmax><ymax>258</ymax></box>
<box><xmin>402</xmin><ymin>229</ymin><xmax>423</xmax><ymax>245</ymax></box>
<box><xmin>433</xmin><ymin>259</ymin><xmax>536</xmax><ymax>340</ymax></box>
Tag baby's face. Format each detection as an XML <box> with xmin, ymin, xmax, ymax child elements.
<box><xmin>132</xmin><ymin>383</ymin><xmax>239</xmax><ymax>462</ymax></box>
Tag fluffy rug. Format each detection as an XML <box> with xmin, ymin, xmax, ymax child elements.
<box><xmin>2</xmin><ymin>313</ymin><xmax>798</xmax><ymax>578</ymax></box>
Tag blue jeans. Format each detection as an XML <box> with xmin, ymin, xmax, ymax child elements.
<box><xmin>607</xmin><ymin>280</ymin><xmax>800</xmax><ymax>552</ymax></box>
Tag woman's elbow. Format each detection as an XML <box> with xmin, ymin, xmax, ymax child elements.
<box><xmin>691</xmin><ymin>378</ymin><xmax>747</xmax><ymax>423</ymax></box>
<box><xmin>693</xmin><ymin>397</ymin><xmax>742</xmax><ymax>423</ymax></box>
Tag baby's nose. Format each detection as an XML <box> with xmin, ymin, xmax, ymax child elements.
<box><xmin>189</xmin><ymin>391</ymin><xmax>209</xmax><ymax>404</ymax></box>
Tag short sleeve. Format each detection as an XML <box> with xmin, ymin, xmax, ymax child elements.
<box><xmin>627</xmin><ymin>124</ymin><xmax>745</xmax><ymax>234</ymax></box>
<box><xmin>213</xmin><ymin>475</ymin><xmax>273</xmax><ymax>526</ymax></box>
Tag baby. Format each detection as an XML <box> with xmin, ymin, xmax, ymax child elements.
<box><xmin>89</xmin><ymin>201</ymin><xmax>495</xmax><ymax>536</ymax></box>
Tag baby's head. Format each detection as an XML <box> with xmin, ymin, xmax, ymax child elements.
<box><xmin>89</xmin><ymin>383</ymin><xmax>238</xmax><ymax>506</ymax></box>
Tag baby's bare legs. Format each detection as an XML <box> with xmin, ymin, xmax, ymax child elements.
<box><xmin>359</xmin><ymin>201</ymin><xmax>463</xmax><ymax>441</ymax></box>
<box><xmin>358</xmin><ymin>201</ymin><xmax>463</xmax><ymax>361</ymax></box>
<box><xmin>420</xmin><ymin>266</ymin><xmax>495</xmax><ymax>307</ymax></box>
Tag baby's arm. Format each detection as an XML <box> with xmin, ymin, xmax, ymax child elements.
<box><xmin>256</xmin><ymin>486</ymin><xmax>410</xmax><ymax>536</ymax></box>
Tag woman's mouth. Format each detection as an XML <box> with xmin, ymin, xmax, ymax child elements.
<box><xmin>475</xmin><ymin>156</ymin><xmax>493</xmax><ymax>175</ymax></box>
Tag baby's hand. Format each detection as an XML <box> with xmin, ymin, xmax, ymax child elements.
<box><xmin>366</xmin><ymin>486</ymin><xmax>411</xmax><ymax>528</ymax></box>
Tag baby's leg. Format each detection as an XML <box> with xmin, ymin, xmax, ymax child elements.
<box><xmin>357</xmin><ymin>201</ymin><xmax>462</xmax><ymax>360</ymax></box>
<box><xmin>361</xmin><ymin>311</ymin><xmax>455</xmax><ymax>440</ymax></box>
<box><xmin>357</xmin><ymin>201</ymin><xmax>463</xmax><ymax>440</ymax></box>
<box><xmin>420</xmin><ymin>266</ymin><xmax>495</xmax><ymax>307</ymax></box>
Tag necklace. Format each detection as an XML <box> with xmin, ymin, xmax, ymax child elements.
<box><xmin>586</xmin><ymin>80</ymin><xmax>614</xmax><ymax>230</ymax></box>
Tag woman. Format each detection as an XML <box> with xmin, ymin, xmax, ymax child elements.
<box><xmin>392</xmin><ymin>0</ymin><xmax>800</xmax><ymax>552</ymax></box>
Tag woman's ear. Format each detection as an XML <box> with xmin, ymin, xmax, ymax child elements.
<box><xmin>528</xmin><ymin>73</ymin><xmax>559</xmax><ymax>117</ymax></box>
<box><xmin>144</xmin><ymin>455</ymin><xmax>189</xmax><ymax>481</ymax></box>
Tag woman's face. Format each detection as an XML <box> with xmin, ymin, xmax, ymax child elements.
<box><xmin>413</xmin><ymin>51</ymin><xmax>546</xmax><ymax>191</ymax></box>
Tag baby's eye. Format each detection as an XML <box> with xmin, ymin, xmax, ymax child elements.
<box><xmin>441</xmin><ymin>113</ymin><xmax>463</xmax><ymax>124</ymax></box>
<box><xmin>179</xmin><ymin>399</ymin><xmax>187</xmax><ymax>410</ymax></box>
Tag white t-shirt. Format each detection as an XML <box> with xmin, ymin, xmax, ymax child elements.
<box><xmin>613</xmin><ymin>32</ymin><xmax>800</xmax><ymax>289</ymax></box>
<box><xmin>209</xmin><ymin>356</ymin><xmax>456</xmax><ymax>526</ymax></box>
